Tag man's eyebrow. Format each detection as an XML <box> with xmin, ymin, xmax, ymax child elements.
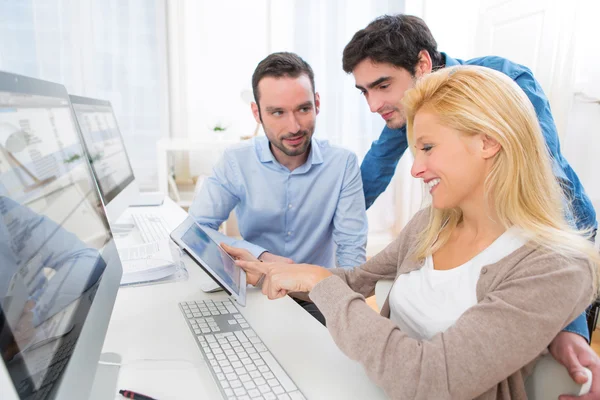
<box><xmin>296</xmin><ymin>101</ymin><xmax>313</xmax><ymax>109</ymax></box>
<box><xmin>264</xmin><ymin>106</ymin><xmax>284</xmax><ymax>112</ymax></box>
<box><xmin>355</xmin><ymin>76</ymin><xmax>393</xmax><ymax>91</ymax></box>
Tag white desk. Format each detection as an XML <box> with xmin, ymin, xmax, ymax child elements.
<box><xmin>94</xmin><ymin>198</ymin><xmax>386</xmax><ymax>399</ymax></box>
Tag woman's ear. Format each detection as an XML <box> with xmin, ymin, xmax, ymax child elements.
<box><xmin>481</xmin><ymin>134</ymin><xmax>501</xmax><ymax>159</ymax></box>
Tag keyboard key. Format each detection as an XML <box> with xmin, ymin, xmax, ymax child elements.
<box><xmin>235</xmin><ymin>331</ymin><xmax>249</xmax><ymax>343</ymax></box>
<box><xmin>226</xmin><ymin>304</ymin><xmax>238</xmax><ymax>313</ymax></box>
<box><xmin>273</xmin><ymin>386</ymin><xmax>285</xmax><ymax>395</ymax></box>
<box><xmin>277</xmin><ymin>393</ymin><xmax>290</xmax><ymax>400</ymax></box>
<box><xmin>255</xmin><ymin>378</ymin><xmax>266</xmax><ymax>386</ymax></box>
<box><xmin>224</xmin><ymin>388</ymin><xmax>234</xmax><ymax>397</ymax></box>
<box><xmin>258</xmin><ymin>384</ymin><xmax>271</xmax><ymax>394</ymax></box>
<box><xmin>263</xmin><ymin>372</ymin><xmax>274</xmax><ymax>380</ymax></box>
<box><xmin>231</xmin><ymin>380</ymin><xmax>242</xmax><ymax>389</ymax></box>
<box><xmin>243</xmin><ymin>381</ymin><xmax>256</xmax><ymax>389</ymax></box>
<box><xmin>255</xmin><ymin>344</ymin><xmax>268</xmax><ymax>352</ymax></box>
<box><xmin>264</xmin><ymin>393</ymin><xmax>277</xmax><ymax>400</ymax></box>
<box><xmin>248</xmin><ymin>389</ymin><xmax>261</xmax><ymax>398</ymax></box>
<box><xmin>234</xmin><ymin>387</ymin><xmax>247</xmax><ymax>396</ymax></box>
<box><xmin>239</xmin><ymin>374</ymin><xmax>251</xmax><ymax>383</ymax></box>
<box><xmin>288</xmin><ymin>391</ymin><xmax>306</xmax><ymax>400</ymax></box>
<box><xmin>226</xmin><ymin>373</ymin><xmax>237</xmax><ymax>381</ymax></box>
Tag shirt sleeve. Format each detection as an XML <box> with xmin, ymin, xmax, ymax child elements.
<box><xmin>331</xmin><ymin>153</ymin><xmax>368</xmax><ymax>269</ymax></box>
<box><xmin>360</xmin><ymin>125</ymin><xmax>409</xmax><ymax>209</ymax></box>
<box><xmin>188</xmin><ymin>152</ymin><xmax>266</xmax><ymax>258</ymax></box>
<box><xmin>309</xmin><ymin>253</ymin><xmax>593</xmax><ymax>399</ymax></box>
<box><xmin>562</xmin><ymin>311</ymin><xmax>590</xmax><ymax>342</ymax></box>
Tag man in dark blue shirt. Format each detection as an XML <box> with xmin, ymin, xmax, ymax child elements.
<box><xmin>343</xmin><ymin>14</ymin><xmax>599</xmax><ymax>398</ymax></box>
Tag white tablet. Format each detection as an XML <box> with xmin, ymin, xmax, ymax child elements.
<box><xmin>170</xmin><ymin>217</ymin><xmax>247</xmax><ymax>306</ymax></box>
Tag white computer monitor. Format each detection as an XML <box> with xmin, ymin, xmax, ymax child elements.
<box><xmin>0</xmin><ymin>71</ymin><xmax>122</xmax><ymax>400</ymax></box>
<box><xmin>68</xmin><ymin>95</ymin><xmax>140</xmax><ymax>224</ymax></box>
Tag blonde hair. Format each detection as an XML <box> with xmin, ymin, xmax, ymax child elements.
<box><xmin>402</xmin><ymin>66</ymin><xmax>599</xmax><ymax>295</ymax></box>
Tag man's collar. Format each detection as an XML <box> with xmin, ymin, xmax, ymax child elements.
<box><xmin>440</xmin><ymin>52</ymin><xmax>460</xmax><ymax>67</ymax></box>
<box><xmin>256</xmin><ymin>136</ymin><xmax>323</xmax><ymax>168</ymax></box>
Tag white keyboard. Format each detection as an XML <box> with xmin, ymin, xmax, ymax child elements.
<box><xmin>131</xmin><ymin>213</ymin><xmax>170</xmax><ymax>243</ymax></box>
<box><xmin>180</xmin><ymin>300</ymin><xmax>306</xmax><ymax>400</ymax></box>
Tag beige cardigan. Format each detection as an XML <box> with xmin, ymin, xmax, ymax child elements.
<box><xmin>308</xmin><ymin>209</ymin><xmax>594</xmax><ymax>399</ymax></box>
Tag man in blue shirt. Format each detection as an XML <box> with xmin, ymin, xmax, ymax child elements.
<box><xmin>342</xmin><ymin>14</ymin><xmax>599</xmax><ymax>397</ymax></box>
<box><xmin>189</xmin><ymin>52</ymin><xmax>368</xmax><ymax>324</ymax></box>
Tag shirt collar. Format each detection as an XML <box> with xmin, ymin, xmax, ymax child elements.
<box><xmin>441</xmin><ymin>52</ymin><xmax>462</xmax><ymax>67</ymax></box>
<box><xmin>255</xmin><ymin>136</ymin><xmax>323</xmax><ymax>169</ymax></box>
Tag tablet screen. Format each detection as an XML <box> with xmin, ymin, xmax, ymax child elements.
<box><xmin>180</xmin><ymin>223</ymin><xmax>240</xmax><ymax>294</ymax></box>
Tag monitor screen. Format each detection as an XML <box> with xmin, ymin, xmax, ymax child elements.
<box><xmin>0</xmin><ymin>79</ymin><xmax>116</xmax><ymax>399</ymax></box>
<box><xmin>70</xmin><ymin>99</ymin><xmax>134</xmax><ymax>206</ymax></box>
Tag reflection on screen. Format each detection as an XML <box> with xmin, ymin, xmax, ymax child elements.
<box><xmin>0</xmin><ymin>90</ymin><xmax>112</xmax><ymax>399</ymax></box>
<box><xmin>181</xmin><ymin>223</ymin><xmax>240</xmax><ymax>294</ymax></box>
<box><xmin>71</xmin><ymin>102</ymin><xmax>134</xmax><ymax>204</ymax></box>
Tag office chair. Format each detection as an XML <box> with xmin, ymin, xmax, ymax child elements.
<box><xmin>374</xmin><ymin>280</ymin><xmax>592</xmax><ymax>399</ymax></box>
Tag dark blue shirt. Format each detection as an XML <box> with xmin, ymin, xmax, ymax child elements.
<box><xmin>360</xmin><ymin>53</ymin><xmax>597</xmax><ymax>340</ymax></box>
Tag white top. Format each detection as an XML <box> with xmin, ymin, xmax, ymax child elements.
<box><xmin>389</xmin><ymin>228</ymin><xmax>527</xmax><ymax>340</ymax></box>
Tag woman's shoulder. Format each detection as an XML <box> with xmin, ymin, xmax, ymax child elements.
<box><xmin>499</xmin><ymin>242</ymin><xmax>594</xmax><ymax>290</ymax></box>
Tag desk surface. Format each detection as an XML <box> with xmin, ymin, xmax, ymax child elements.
<box><xmin>94</xmin><ymin>198</ymin><xmax>386</xmax><ymax>400</ymax></box>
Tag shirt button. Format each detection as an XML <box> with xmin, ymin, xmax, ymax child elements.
<box><xmin>288</xmin><ymin>204</ymin><xmax>292</xmax><ymax>209</ymax></box>
<box><xmin>481</xmin><ymin>267</ymin><xmax>488</xmax><ymax>274</ymax></box>
<box><xmin>287</xmin><ymin>231</ymin><xmax>292</xmax><ymax>236</ymax></box>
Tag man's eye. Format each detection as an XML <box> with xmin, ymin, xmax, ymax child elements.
<box><xmin>421</xmin><ymin>145</ymin><xmax>433</xmax><ymax>152</ymax></box>
<box><xmin>380</xmin><ymin>84</ymin><xmax>390</xmax><ymax>90</ymax></box>
<box><xmin>272</xmin><ymin>111</ymin><xmax>282</xmax><ymax>116</ymax></box>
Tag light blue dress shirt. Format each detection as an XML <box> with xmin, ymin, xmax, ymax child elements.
<box><xmin>189</xmin><ymin>136</ymin><xmax>368</xmax><ymax>269</ymax></box>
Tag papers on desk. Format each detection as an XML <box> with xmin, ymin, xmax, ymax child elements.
<box><xmin>117</xmin><ymin>240</ymin><xmax>182</xmax><ymax>286</ymax></box>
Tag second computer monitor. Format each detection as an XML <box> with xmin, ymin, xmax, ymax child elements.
<box><xmin>69</xmin><ymin>95</ymin><xmax>139</xmax><ymax>224</ymax></box>
<box><xmin>0</xmin><ymin>70</ymin><xmax>123</xmax><ymax>400</ymax></box>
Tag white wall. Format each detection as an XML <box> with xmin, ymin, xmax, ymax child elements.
<box><xmin>562</xmin><ymin>0</ymin><xmax>600</xmax><ymax>210</ymax></box>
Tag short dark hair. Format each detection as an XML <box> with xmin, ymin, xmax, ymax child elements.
<box><xmin>251</xmin><ymin>52</ymin><xmax>315</xmax><ymax>108</ymax></box>
<box><xmin>342</xmin><ymin>14</ymin><xmax>443</xmax><ymax>75</ymax></box>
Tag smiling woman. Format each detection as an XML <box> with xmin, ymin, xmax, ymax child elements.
<box><xmin>226</xmin><ymin>65</ymin><xmax>600</xmax><ymax>399</ymax></box>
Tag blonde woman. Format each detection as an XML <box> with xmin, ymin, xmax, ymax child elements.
<box><xmin>224</xmin><ymin>66</ymin><xmax>599</xmax><ymax>399</ymax></box>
